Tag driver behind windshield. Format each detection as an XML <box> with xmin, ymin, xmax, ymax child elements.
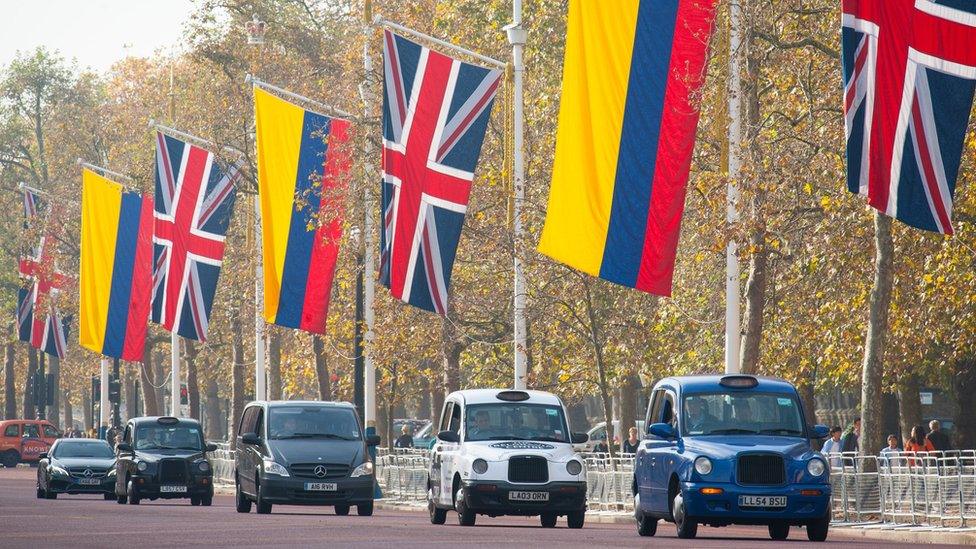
<box><xmin>138</xmin><ymin>428</ymin><xmax>163</xmax><ymax>449</ymax></box>
<box><xmin>467</xmin><ymin>411</ymin><xmax>495</xmax><ymax>439</ymax></box>
<box><xmin>271</xmin><ymin>415</ymin><xmax>300</xmax><ymax>438</ymax></box>
<box><xmin>684</xmin><ymin>398</ymin><xmax>715</xmax><ymax>433</ymax></box>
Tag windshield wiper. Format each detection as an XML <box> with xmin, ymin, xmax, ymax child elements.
<box><xmin>529</xmin><ymin>436</ymin><xmax>565</xmax><ymax>442</ymax></box>
<box><xmin>706</xmin><ymin>428</ymin><xmax>758</xmax><ymax>435</ymax></box>
<box><xmin>758</xmin><ymin>428</ymin><xmax>803</xmax><ymax>436</ymax></box>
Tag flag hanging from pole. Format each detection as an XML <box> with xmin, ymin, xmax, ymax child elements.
<box><xmin>151</xmin><ymin>131</ymin><xmax>240</xmax><ymax>341</ymax></box>
<box><xmin>16</xmin><ymin>285</ymin><xmax>34</xmax><ymax>343</ymax></box>
<box><xmin>22</xmin><ymin>188</ymin><xmax>42</xmax><ymax>224</ymax></box>
<box><xmin>254</xmin><ymin>87</ymin><xmax>351</xmax><ymax>334</ymax></box>
<box><xmin>379</xmin><ymin>30</ymin><xmax>502</xmax><ymax>314</ymax></box>
<box><xmin>537</xmin><ymin>0</ymin><xmax>718</xmax><ymax>296</ymax></box>
<box><xmin>842</xmin><ymin>0</ymin><xmax>976</xmax><ymax>234</ymax></box>
<box><xmin>79</xmin><ymin>168</ymin><xmax>154</xmax><ymax>361</ymax></box>
<box><xmin>19</xmin><ymin>230</ymin><xmax>72</xmax><ymax>359</ymax></box>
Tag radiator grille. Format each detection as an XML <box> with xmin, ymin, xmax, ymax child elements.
<box><xmin>158</xmin><ymin>459</ymin><xmax>188</xmax><ymax>484</ymax></box>
<box><xmin>67</xmin><ymin>467</ymin><xmax>109</xmax><ymax>478</ymax></box>
<box><xmin>737</xmin><ymin>453</ymin><xmax>785</xmax><ymax>486</ymax></box>
<box><xmin>289</xmin><ymin>463</ymin><xmax>351</xmax><ymax>479</ymax></box>
<box><xmin>508</xmin><ymin>455</ymin><xmax>548</xmax><ymax>483</ymax></box>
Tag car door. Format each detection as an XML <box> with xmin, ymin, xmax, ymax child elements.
<box><xmin>238</xmin><ymin>406</ymin><xmax>258</xmax><ymax>493</ymax></box>
<box><xmin>431</xmin><ymin>400</ymin><xmax>457</xmax><ymax>506</ymax></box>
<box><xmin>637</xmin><ymin>390</ymin><xmax>662</xmax><ymax>512</ymax></box>
<box><xmin>116</xmin><ymin>423</ymin><xmax>133</xmax><ymax>495</ymax></box>
<box><xmin>441</xmin><ymin>401</ymin><xmax>463</xmax><ymax>504</ymax></box>
<box><xmin>643</xmin><ymin>388</ymin><xmax>678</xmax><ymax>514</ymax></box>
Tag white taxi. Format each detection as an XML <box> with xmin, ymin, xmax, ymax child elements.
<box><xmin>427</xmin><ymin>389</ymin><xmax>588</xmax><ymax>528</ymax></box>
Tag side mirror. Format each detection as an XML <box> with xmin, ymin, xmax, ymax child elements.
<box><xmin>241</xmin><ymin>432</ymin><xmax>261</xmax><ymax>446</ymax></box>
<box><xmin>38</xmin><ymin>452</ymin><xmax>47</xmax><ymax>460</ymax></box>
<box><xmin>648</xmin><ymin>422</ymin><xmax>677</xmax><ymax>439</ymax></box>
<box><xmin>366</xmin><ymin>435</ymin><xmax>381</xmax><ymax>447</ymax></box>
<box><xmin>116</xmin><ymin>443</ymin><xmax>132</xmax><ymax>453</ymax></box>
<box><xmin>205</xmin><ymin>443</ymin><xmax>218</xmax><ymax>452</ymax></box>
<box><xmin>436</xmin><ymin>430</ymin><xmax>460</xmax><ymax>443</ymax></box>
<box><xmin>571</xmin><ymin>432</ymin><xmax>589</xmax><ymax>444</ymax></box>
<box><xmin>812</xmin><ymin>425</ymin><xmax>830</xmax><ymax>439</ymax></box>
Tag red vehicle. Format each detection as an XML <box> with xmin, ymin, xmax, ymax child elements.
<box><xmin>0</xmin><ymin>420</ymin><xmax>61</xmax><ymax>467</ymax></box>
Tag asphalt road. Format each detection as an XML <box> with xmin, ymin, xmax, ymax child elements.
<box><xmin>0</xmin><ymin>467</ymin><xmax>944</xmax><ymax>548</ymax></box>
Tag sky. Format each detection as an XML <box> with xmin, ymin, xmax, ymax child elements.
<box><xmin>0</xmin><ymin>0</ymin><xmax>197</xmax><ymax>73</ymax></box>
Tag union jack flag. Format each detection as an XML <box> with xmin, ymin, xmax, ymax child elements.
<box><xmin>843</xmin><ymin>0</ymin><xmax>976</xmax><ymax>234</ymax></box>
<box><xmin>18</xmin><ymin>230</ymin><xmax>71</xmax><ymax>359</ymax></box>
<box><xmin>22</xmin><ymin>188</ymin><xmax>41</xmax><ymax>223</ymax></box>
<box><xmin>151</xmin><ymin>131</ymin><xmax>240</xmax><ymax>341</ymax></box>
<box><xmin>379</xmin><ymin>30</ymin><xmax>502</xmax><ymax>314</ymax></box>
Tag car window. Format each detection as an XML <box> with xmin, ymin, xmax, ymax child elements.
<box><xmin>463</xmin><ymin>403</ymin><xmax>570</xmax><ymax>443</ymax></box>
<box><xmin>448</xmin><ymin>403</ymin><xmax>462</xmax><ymax>434</ymax></box>
<box><xmin>439</xmin><ymin>402</ymin><xmax>453</xmax><ymax>433</ymax></box>
<box><xmin>23</xmin><ymin>424</ymin><xmax>40</xmax><ymax>438</ymax></box>
<box><xmin>43</xmin><ymin>425</ymin><xmax>59</xmax><ymax>438</ymax></box>
<box><xmin>268</xmin><ymin>406</ymin><xmax>361</xmax><ymax>440</ymax></box>
<box><xmin>662</xmin><ymin>393</ymin><xmax>676</xmax><ymax>427</ymax></box>
<box><xmin>254</xmin><ymin>409</ymin><xmax>264</xmax><ymax>438</ymax></box>
<box><xmin>240</xmin><ymin>407</ymin><xmax>255</xmax><ymax>434</ymax></box>
<box><xmin>123</xmin><ymin>425</ymin><xmax>132</xmax><ymax>444</ymax></box>
<box><xmin>3</xmin><ymin>425</ymin><xmax>18</xmax><ymax>437</ymax></box>
<box><xmin>682</xmin><ymin>392</ymin><xmax>804</xmax><ymax>436</ymax></box>
<box><xmin>54</xmin><ymin>440</ymin><xmax>114</xmax><ymax>458</ymax></box>
<box><xmin>135</xmin><ymin>424</ymin><xmax>204</xmax><ymax>450</ymax></box>
<box><xmin>647</xmin><ymin>390</ymin><xmax>663</xmax><ymax>426</ymax></box>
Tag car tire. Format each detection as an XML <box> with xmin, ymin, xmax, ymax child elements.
<box><xmin>235</xmin><ymin>479</ymin><xmax>252</xmax><ymax>513</ymax></box>
<box><xmin>202</xmin><ymin>495</ymin><xmax>213</xmax><ymax>507</ymax></box>
<box><xmin>335</xmin><ymin>504</ymin><xmax>350</xmax><ymax>516</ymax></box>
<box><xmin>768</xmin><ymin>521</ymin><xmax>790</xmax><ymax>540</ymax></box>
<box><xmin>127</xmin><ymin>479</ymin><xmax>140</xmax><ymax>505</ymax></box>
<box><xmin>190</xmin><ymin>496</ymin><xmax>201</xmax><ymax>506</ymax></box>
<box><xmin>117</xmin><ymin>491</ymin><xmax>128</xmax><ymax>504</ymax></box>
<box><xmin>636</xmin><ymin>510</ymin><xmax>656</xmax><ymax>536</ymax></box>
<box><xmin>807</xmin><ymin>513</ymin><xmax>830</xmax><ymax>542</ymax></box>
<box><xmin>36</xmin><ymin>483</ymin><xmax>44</xmax><ymax>499</ymax></box>
<box><xmin>357</xmin><ymin>502</ymin><xmax>374</xmax><ymax>516</ymax></box>
<box><xmin>1</xmin><ymin>450</ymin><xmax>19</xmax><ymax>468</ymax></box>
<box><xmin>672</xmin><ymin>492</ymin><xmax>697</xmax><ymax>539</ymax></box>
<box><xmin>567</xmin><ymin>510</ymin><xmax>585</xmax><ymax>529</ymax></box>
<box><xmin>540</xmin><ymin>513</ymin><xmax>557</xmax><ymax>528</ymax></box>
<box><xmin>255</xmin><ymin>480</ymin><xmax>272</xmax><ymax>514</ymax></box>
<box><xmin>429</xmin><ymin>499</ymin><xmax>447</xmax><ymax>524</ymax></box>
<box><xmin>45</xmin><ymin>484</ymin><xmax>57</xmax><ymax>499</ymax></box>
<box><xmin>455</xmin><ymin>487</ymin><xmax>476</xmax><ymax>527</ymax></box>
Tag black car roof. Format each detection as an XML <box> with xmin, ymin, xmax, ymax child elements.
<box><xmin>129</xmin><ymin>416</ymin><xmax>201</xmax><ymax>426</ymax></box>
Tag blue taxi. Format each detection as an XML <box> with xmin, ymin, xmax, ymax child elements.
<box><xmin>633</xmin><ymin>375</ymin><xmax>831</xmax><ymax>541</ymax></box>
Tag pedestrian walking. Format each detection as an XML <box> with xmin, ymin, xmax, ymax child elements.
<box><xmin>926</xmin><ymin>419</ymin><xmax>951</xmax><ymax>452</ymax></box>
<box><xmin>622</xmin><ymin>427</ymin><xmax>640</xmax><ymax>454</ymax></box>
<box><xmin>394</xmin><ymin>425</ymin><xmax>414</xmax><ymax>449</ymax></box>
<box><xmin>841</xmin><ymin>418</ymin><xmax>860</xmax><ymax>453</ymax></box>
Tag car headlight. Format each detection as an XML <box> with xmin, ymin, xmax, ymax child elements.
<box><xmin>136</xmin><ymin>461</ymin><xmax>148</xmax><ymax>472</ymax></box>
<box><xmin>263</xmin><ymin>460</ymin><xmax>290</xmax><ymax>476</ymax></box>
<box><xmin>472</xmin><ymin>459</ymin><xmax>488</xmax><ymax>474</ymax></box>
<box><xmin>807</xmin><ymin>457</ymin><xmax>826</xmax><ymax>477</ymax></box>
<box><xmin>566</xmin><ymin>460</ymin><xmax>583</xmax><ymax>476</ymax></box>
<box><xmin>351</xmin><ymin>461</ymin><xmax>374</xmax><ymax>477</ymax></box>
<box><xmin>694</xmin><ymin>456</ymin><xmax>713</xmax><ymax>476</ymax></box>
<box><xmin>197</xmin><ymin>460</ymin><xmax>211</xmax><ymax>473</ymax></box>
<box><xmin>51</xmin><ymin>466</ymin><xmax>69</xmax><ymax>477</ymax></box>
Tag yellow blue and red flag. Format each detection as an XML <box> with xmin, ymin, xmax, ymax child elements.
<box><xmin>538</xmin><ymin>0</ymin><xmax>718</xmax><ymax>296</ymax></box>
<box><xmin>255</xmin><ymin>87</ymin><xmax>351</xmax><ymax>334</ymax></box>
<box><xmin>79</xmin><ymin>169</ymin><xmax>154</xmax><ymax>361</ymax></box>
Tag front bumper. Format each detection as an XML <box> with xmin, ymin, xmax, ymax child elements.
<box><xmin>258</xmin><ymin>474</ymin><xmax>375</xmax><ymax>506</ymax></box>
<box><xmin>131</xmin><ymin>473</ymin><xmax>214</xmax><ymax>499</ymax></box>
<box><xmin>49</xmin><ymin>476</ymin><xmax>115</xmax><ymax>494</ymax></box>
<box><xmin>682</xmin><ymin>481</ymin><xmax>830</xmax><ymax>526</ymax></box>
<box><xmin>461</xmin><ymin>480</ymin><xmax>587</xmax><ymax>516</ymax></box>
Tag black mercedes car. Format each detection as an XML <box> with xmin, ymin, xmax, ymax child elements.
<box><xmin>37</xmin><ymin>438</ymin><xmax>116</xmax><ymax>499</ymax></box>
<box><xmin>114</xmin><ymin>416</ymin><xmax>217</xmax><ymax>505</ymax></box>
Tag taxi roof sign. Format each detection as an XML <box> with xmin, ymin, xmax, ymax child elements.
<box><xmin>157</xmin><ymin>416</ymin><xmax>180</xmax><ymax>424</ymax></box>
<box><xmin>496</xmin><ymin>390</ymin><xmax>531</xmax><ymax>402</ymax></box>
<box><xmin>719</xmin><ymin>375</ymin><xmax>759</xmax><ymax>389</ymax></box>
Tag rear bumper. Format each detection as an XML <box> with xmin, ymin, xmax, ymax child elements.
<box><xmin>131</xmin><ymin>474</ymin><xmax>214</xmax><ymax>499</ymax></box>
<box><xmin>460</xmin><ymin>480</ymin><xmax>587</xmax><ymax>516</ymax></box>
<box><xmin>682</xmin><ymin>481</ymin><xmax>830</xmax><ymax>526</ymax></box>
<box><xmin>258</xmin><ymin>474</ymin><xmax>375</xmax><ymax>506</ymax></box>
<box><xmin>49</xmin><ymin>477</ymin><xmax>115</xmax><ymax>494</ymax></box>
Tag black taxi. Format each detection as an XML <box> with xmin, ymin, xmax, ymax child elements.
<box><xmin>114</xmin><ymin>416</ymin><xmax>217</xmax><ymax>505</ymax></box>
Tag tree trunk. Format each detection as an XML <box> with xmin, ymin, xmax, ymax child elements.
<box><xmin>441</xmin><ymin>299</ymin><xmax>463</xmax><ymax>396</ymax></box>
<box><xmin>430</xmin><ymin>377</ymin><xmax>444</xmax><ymax>426</ymax></box>
<box><xmin>583</xmin><ymin>278</ymin><xmax>616</xmax><ymax>461</ymax></box>
<box><xmin>313</xmin><ymin>335</ymin><xmax>332</xmax><ymax>401</ymax></box>
<box><xmin>797</xmin><ymin>376</ymin><xmax>817</xmax><ymax>427</ymax></box>
<box><xmin>124</xmin><ymin>365</ymin><xmax>137</xmax><ymax>420</ymax></box>
<box><xmin>82</xmin><ymin>388</ymin><xmax>92</xmax><ymax>431</ymax></box>
<box><xmin>619</xmin><ymin>373</ymin><xmax>639</xmax><ymax>442</ymax></box>
<box><xmin>267</xmin><ymin>328</ymin><xmax>282</xmax><ymax>400</ymax></box>
<box><xmin>230</xmin><ymin>308</ymin><xmax>246</xmax><ymax>449</ymax></box>
<box><xmin>204</xmin><ymin>378</ymin><xmax>222</xmax><ymax>440</ymax></box>
<box><xmin>897</xmin><ymin>372</ymin><xmax>921</xmax><ymax>444</ymax></box>
<box><xmin>63</xmin><ymin>389</ymin><xmax>73</xmax><ymax>430</ymax></box>
<box><xmin>4</xmin><ymin>338</ymin><xmax>15</xmax><ymax>420</ymax></box>
<box><xmin>152</xmin><ymin>351</ymin><xmax>166</xmax><ymax>414</ymax></box>
<box><xmin>48</xmin><ymin>356</ymin><xmax>60</xmax><ymax>428</ymax></box>
<box><xmin>186</xmin><ymin>347</ymin><xmax>200</xmax><ymax>420</ymax></box>
<box><xmin>952</xmin><ymin>357</ymin><xmax>976</xmax><ymax>449</ymax></box>
<box><xmin>859</xmin><ymin>213</ymin><xmax>894</xmax><ymax>464</ymax></box>
<box><xmin>24</xmin><ymin>346</ymin><xmax>37</xmax><ymax>418</ymax></box>
<box><xmin>140</xmin><ymin>342</ymin><xmax>159</xmax><ymax>417</ymax></box>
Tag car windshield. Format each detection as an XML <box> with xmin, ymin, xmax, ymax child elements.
<box><xmin>464</xmin><ymin>403</ymin><xmax>569</xmax><ymax>443</ymax></box>
<box><xmin>269</xmin><ymin>406</ymin><xmax>361</xmax><ymax>440</ymax></box>
<box><xmin>54</xmin><ymin>441</ymin><xmax>114</xmax><ymax>458</ymax></box>
<box><xmin>135</xmin><ymin>424</ymin><xmax>204</xmax><ymax>450</ymax></box>
<box><xmin>682</xmin><ymin>392</ymin><xmax>805</xmax><ymax>437</ymax></box>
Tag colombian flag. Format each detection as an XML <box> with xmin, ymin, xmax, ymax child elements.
<box><xmin>538</xmin><ymin>0</ymin><xmax>718</xmax><ymax>296</ymax></box>
<box><xmin>79</xmin><ymin>169</ymin><xmax>154</xmax><ymax>361</ymax></box>
<box><xmin>255</xmin><ymin>87</ymin><xmax>351</xmax><ymax>334</ymax></box>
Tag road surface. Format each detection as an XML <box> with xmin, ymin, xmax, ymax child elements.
<box><xmin>0</xmin><ymin>467</ymin><xmax>942</xmax><ymax>548</ymax></box>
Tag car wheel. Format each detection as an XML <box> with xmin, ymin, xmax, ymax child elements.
<box><xmin>36</xmin><ymin>481</ymin><xmax>44</xmax><ymax>499</ymax></box>
<box><xmin>768</xmin><ymin>521</ymin><xmax>790</xmax><ymax>540</ymax></box>
<box><xmin>357</xmin><ymin>502</ymin><xmax>374</xmax><ymax>516</ymax></box>
<box><xmin>334</xmin><ymin>504</ymin><xmax>350</xmax><ymax>516</ymax></box>
<box><xmin>567</xmin><ymin>510</ymin><xmax>585</xmax><ymax>529</ymax></box>
<box><xmin>636</xmin><ymin>509</ymin><xmax>656</xmax><ymax>536</ymax></box>
<box><xmin>127</xmin><ymin>479</ymin><xmax>140</xmax><ymax>505</ymax></box>
<box><xmin>255</xmin><ymin>480</ymin><xmax>272</xmax><ymax>514</ymax></box>
<box><xmin>44</xmin><ymin>483</ymin><xmax>57</xmax><ymax>499</ymax></box>
<box><xmin>117</xmin><ymin>489</ymin><xmax>128</xmax><ymax>504</ymax></box>
<box><xmin>202</xmin><ymin>495</ymin><xmax>213</xmax><ymax>507</ymax></box>
<box><xmin>190</xmin><ymin>496</ymin><xmax>201</xmax><ymax>506</ymax></box>
<box><xmin>540</xmin><ymin>513</ymin><xmax>557</xmax><ymax>528</ymax></box>
<box><xmin>429</xmin><ymin>498</ymin><xmax>447</xmax><ymax>524</ymax></box>
<box><xmin>235</xmin><ymin>478</ymin><xmax>252</xmax><ymax>513</ymax></box>
<box><xmin>807</xmin><ymin>513</ymin><xmax>830</xmax><ymax>542</ymax></box>
<box><xmin>1</xmin><ymin>450</ymin><xmax>19</xmax><ymax>468</ymax></box>
<box><xmin>455</xmin><ymin>487</ymin><xmax>476</xmax><ymax>527</ymax></box>
<box><xmin>672</xmin><ymin>491</ymin><xmax>697</xmax><ymax>539</ymax></box>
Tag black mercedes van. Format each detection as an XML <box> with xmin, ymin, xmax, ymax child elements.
<box><xmin>234</xmin><ymin>400</ymin><xmax>380</xmax><ymax>515</ymax></box>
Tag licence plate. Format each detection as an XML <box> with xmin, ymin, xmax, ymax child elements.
<box><xmin>739</xmin><ymin>495</ymin><xmax>787</xmax><ymax>508</ymax></box>
<box><xmin>305</xmin><ymin>482</ymin><xmax>338</xmax><ymax>492</ymax></box>
<box><xmin>160</xmin><ymin>485</ymin><xmax>187</xmax><ymax>493</ymax></box>
<box><xmin>509</xmin><ymin>491</ymin><xmax>549</xmax><ymax>502</ymax></box>
<box><xmin>78</xmin><ymin>478</ymin><xmax>101</xmax><ymax>486</ymax></box>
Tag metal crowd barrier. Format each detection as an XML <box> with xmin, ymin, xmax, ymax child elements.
<box><xmin>210</xmin><ymin>448</ymin><xmax>236</xmax><ymax>486</ymax></box>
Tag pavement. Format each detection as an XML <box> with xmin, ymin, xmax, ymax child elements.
<box><xmin>0</xmin><ymin>467</ymin><xmax>965</xmax><ymax>548</ymax></box>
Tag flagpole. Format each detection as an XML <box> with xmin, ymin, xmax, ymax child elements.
<box><xmin>506</xmin><ymin>3</ymin><xmax>528</xmax><ymax>390</ymax></box>
<box><xmin>725</xmin><ymin>0</ymin><xmax>743</xmax><ymax>375</ymax></box>
<box><xmin>246</xmin><ymin>75</ymin><xmax>356</xmax><ymax>120</ymax></box>
<box><xmin>170</xmin><ymin>331</ymin><xmax>181</xmax><ymax>416</ymax></box>
<box><xmin>362</xmin><ymin>4</ymin><xmax>377</xmax><ymax>429</ymax></box>
<box><xmin>99</xmin><ymin>357</ymin><xmax>110</xmax><ymax>438</ymax></box>
<box><xmin>76</xmin><ymin>160</ymin><xmax>133</xmax><ymax>183</ymax></box>
<box><xmin>372</xmin><ymin>16</ymin><xmax>507</xmax><ymax>70</ymax></box>
<box><xmin>255</xmin><ymin>196</ymin><xmax>267</xmax><ymax>402</ymax></box>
